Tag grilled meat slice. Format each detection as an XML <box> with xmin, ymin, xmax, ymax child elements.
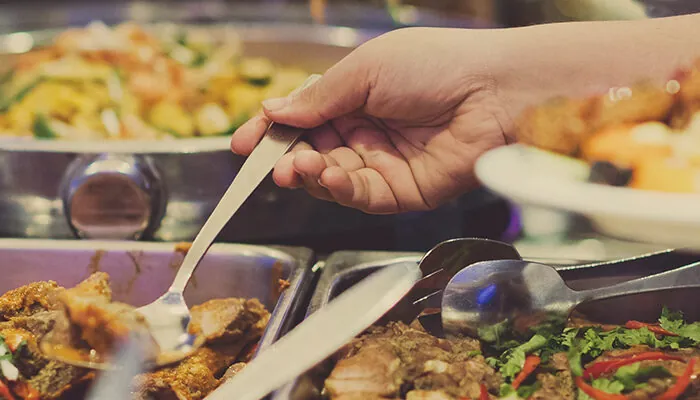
<box><xmin>188</xmin><ymin>298</ymin><xmax>270</xmax><ymax>344</ymax></box>
<box><xmin>326</xmin><ymin>344</ymin><xmax>402</xmax><ymax>398</ymax></box>
<box><xmin>0</xmin><ymin>280</ymin><xmax>63</xmax><ymax>320</ymax></box>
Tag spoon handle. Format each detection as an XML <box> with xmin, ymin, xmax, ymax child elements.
<box><xmin>168</xmin><ymin>74</ymin><xmax>321</xmax><ymax>293</ymax></box>
<box><xmin>578</xmin><ymin>260</ymin><xmax>700</xmax><ymax>304</ymax></box>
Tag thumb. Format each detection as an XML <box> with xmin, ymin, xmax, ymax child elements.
<box><xmin>261</xmin><ymin>55</ymin><xmax>371</xmax><ymax>129</ymax></box>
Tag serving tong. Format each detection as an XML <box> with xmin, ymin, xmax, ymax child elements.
<box><xmin>407</xmin><ymin>240</ymin><xmax>700</xmax><ymax>338</ymax></box>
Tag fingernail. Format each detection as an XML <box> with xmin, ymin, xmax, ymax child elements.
<box><xmin>317</xmin><ymin>179</ymin><xmax>328</xmax><ymax>189</ymax></box>
<box><xmin>262</xmin><ymin>97</ymin><xmax>290</xmax><ymax>112</ymax></box>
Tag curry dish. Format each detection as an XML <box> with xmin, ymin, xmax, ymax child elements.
<box><xmin>325</xmin><ymin>311</ymin><xmax>700</xmax><ymax>399</ymax></box>
<box><xmin>515</xmin><ymin>58</ymin><xmax>700</xmax><ymax>193</ymax></box>
<box><xmin>0</xmin><ymin>22</ymin><xmax>309</xmax><ymax>140</ymax></box>
<box><xmin>0</xmin><ymin>272</ymin><xmax>269</xmax><ymax>399</ymax></box>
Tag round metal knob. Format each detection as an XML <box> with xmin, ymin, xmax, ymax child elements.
<box><xmin>61</xmin><ymin>154</ymin><xmax>166</xmax><ymax>240</ymax></box>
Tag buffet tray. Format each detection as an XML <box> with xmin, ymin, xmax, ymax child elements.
<box><xmin>0</xmin><ymin>239</ymin><xmax>315</xmax><ymax>357</ymax></box>
<box><xmin>273</xmin><ymin>249</ymin><xmax>700</xmax><ymax>400</ymax></box>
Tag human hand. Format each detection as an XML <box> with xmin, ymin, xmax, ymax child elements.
<box><xmin>230</xmin><ymin>27</ymin><xmax>510</xmax><ymax>214</ymax></box>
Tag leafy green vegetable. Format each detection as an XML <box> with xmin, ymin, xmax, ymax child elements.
<box><xmin>614</xmin><ymin>363</ymin><xmax>671</xmax><ymax>391</ymax></box>
<box><xmin>659</xmin><ymin>307</ymin><xmax>700</xmax><ymax>342</ymax></box>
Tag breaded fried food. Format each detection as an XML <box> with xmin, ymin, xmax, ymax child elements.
<box><xmin>587</xmin><ymin>81</ymin><xmax>675</xmax><ymax>132</ymax></box>
<box><xmin>0</xmin><ymin>281</ymin><xmax>63</xmax><ymax>320</ymax></box>
<box><xmin>515</xmin><ymin>97</ymin><xmax>593</xmax><ymax>155</ymax></box>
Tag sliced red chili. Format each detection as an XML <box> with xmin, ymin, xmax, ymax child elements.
<box><xmin>0</xmin><ymin>380</ymin><xmax>16</xmax><ymax>400</ymax></box>
<box><xmin>480</xmin><ymin>383</ymin><xmax>489</xmax><ymax>400</ymax></box>
<box><xmin>583</xmin><ymin>352</ymin><xmax>684</xmax><ymax>379</ymax></box>
<box><xmin>575</xmin><ymin>376</ymin><xmax>628</xmax><ymax>400</ymax></box>
<box><xmin>624</xmin><ymin>321</ymin><xmax>678</xmax><ymax>337</ymax></box>
<box><xmin>512</xmin><ymin>355</ymin><xmax>541</xmax><ymax>389</ymax></box>
<box><xmin>656</xmin><ymin>357</ymin><xmax>697</xmax><ymax>400</ymax></box>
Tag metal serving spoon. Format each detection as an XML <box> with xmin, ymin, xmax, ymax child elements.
<box><xmin>42</xmin><ymin>75</ymin><xmax>322</xmax><ymax>370</ymax></box>
<box><xmin>440</xmin><ymin>259</ymin><xmax>700</xmax><ymax>337</ymax></box>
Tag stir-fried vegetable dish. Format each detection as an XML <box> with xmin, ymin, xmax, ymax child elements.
<box><xmin>325</xmin><ymin>309</ymin><xmax>700</xmax><ymax>399</ymax></box>
<box><xmin>0</xmin><ymin>21</ymin><xmax>310</xmax><ymax>140</ymax></box>
<box><xmin>516</xmin><ymin>58</ymin><xmax>700</xmax><ymax>193</ymax></box>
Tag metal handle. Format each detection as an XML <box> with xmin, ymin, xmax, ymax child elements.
<box><xmin>60</xmin><ymin>153</ymin><xmax>165</xmax><ymax>240</ymax></box>
<box><xmin>580</xmin><ymin>260</ymin><xmax>700</xmax><ymax>302</ymax></box>
<box><xmin>168</xmin><ymin>74</ymin><xmax>321</xmax><ymax>293</ymax></box>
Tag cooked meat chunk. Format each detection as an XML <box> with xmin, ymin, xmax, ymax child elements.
<box><xmin>133</xmin><ymin>299</ymin><xmax>269</xmax><ymax>400</ymax></box>
<box><xmin>515</xmin><ymin>97</ymin><xmax>593</xmax><ymax>155</ymax></box>
<box><xmin>587</xmin><ymin>81</ymin><xmax>675</xmax><ymax>132</ymax></box>
<box><xmin>132</xmin><ymin>346</ymin><xmax>239</xmax><ymax>400</ymax></box>
<box><xmin>326</xmin><ymin>344</ymin><xmax>402</xmax><ymax>398</ymax></box>
<box><xmin>188</xmin><ymin>298</ymin><xmax>270</xmax><ymax>344</ymax></box>
<box><xmin>28</xmin><ymin>360</ymin><xmax>93</xmax><ymax>399</ymax></box>
<box><xmin>0</xmin><ymin>280</ymin><xmax>63</xmax><ymax>320</ymax></box>
<box><xmin>325</xmin><ymin>322</ymin><xmax>498</xmax><ymax>400</ymax></box>
<box><xmin>59</xmin><ymin>272</ymin><xmax>154</xmax><ymax>357</ymax></box>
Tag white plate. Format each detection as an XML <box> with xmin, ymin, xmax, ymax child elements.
<box><xmin>475</xmin><ymin>144</ymin><xmax>700</xmax><ymax>250</ymax></box>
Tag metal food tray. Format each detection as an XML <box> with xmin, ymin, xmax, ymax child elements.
<box><xmin>273</xmin><ymin>249</ymin><xmax>700</xmax><ymax>400</ymax></box>
<box><xmin>0</xmin><ymin>239</ymin><xmax>315</xmax><ymax>366</ymax></box>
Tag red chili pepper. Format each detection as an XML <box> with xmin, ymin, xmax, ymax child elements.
<box><xmin>512</xmin><ymin>355</ymin><xmax>541</xmax><ymax>389</ymax></box>
<box><xmin>0</xmin><ymin>380</ymin><xmax>16</xmax><ymax>400</ymax></box>
<box><xmin>624</xmin><ymin>321</ymin><xmax>678</xmax><ymax>337</ymax></box>
<box><xmin>480</xmin><ymin>383</ymin><xmax>489</xmax><ymax>400</ymax></box>
<box><xmin>583</xmin><ymin>352</ymin><xmax>684</xmax><ymax>379</ymax></box>
<box><xmin>656</xmin><ymin>357</ymin><xmax>697</xmax><ymax>400</ymax></box>
<box><xmin>575</xmin><ymin>376</ymin><xmax>628</xmax><ymax>400</ymax></box>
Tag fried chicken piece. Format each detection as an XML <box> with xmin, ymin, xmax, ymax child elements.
<box><xmin>188</xmin><ymin>298</ymin><xmax>270</xmax><ymax>344</ymax></box>
<box><xmin>515</xmin><ymin>97</ymin><xmax>593</xmax><ymax>155</ymax></box>
<box><xmin>670</xmin><ymin>61</ymin><xmax>700</xmax><ymax>129</ymax></box>
<box><xmin>587</xmin><ymin>81</ymin><xmax>675</xmax><ymax>132</ymax></box>
<box><xmin>0</xmin><ymin>280</ymin><xmax>63</xmax><ymax>320</ymax></box>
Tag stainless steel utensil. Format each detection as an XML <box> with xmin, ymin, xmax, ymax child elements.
<box><xmin>441</xmin><ymin>259</ymin><xmax>700</xmax><ymax>337</ymax></box>
<box><xmin>41</xmin><ymin>75</ymin><xmax>321</xmax><ymax>370</ymax></box>
<box><xmin>385</xmin><ymin>238</ymin><xmax>522</xmax><ymax>326</ymax></box>
<box><xmin>207</xmin><ymin>260</ymin><xmax>422</xmax><ymax>400</ymax></box>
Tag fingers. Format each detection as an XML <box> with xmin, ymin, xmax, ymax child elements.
<box><xmin>261</xmin><ymin>51</ymin><xmax>372</xmax><ymax>128</ymax></box>
<box><xmin>319</xmin><ymin>166</ymin><xmax>399</xmax><ymax>214</ymax></box>
<box><xmin>230</xmin><ymin>114</ymin><xmax>269</xmax><ymax>156</ymax></box>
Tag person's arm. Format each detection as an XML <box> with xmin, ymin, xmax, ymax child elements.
<box><xmin>482</xmin><ymin>13</ymin><xmax>700</xmax><ymax>140</ymax></box>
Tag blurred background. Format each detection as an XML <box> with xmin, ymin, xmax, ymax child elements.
<box><xmin>0</xmin><ymin>0</ymin><xmax>697</xmax><ymax>257</ymax></box>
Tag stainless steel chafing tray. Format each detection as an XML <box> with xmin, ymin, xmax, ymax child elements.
<box><xmin>0</xmin><ymin>239</ymin><xmax>315</xmax><ymax>356</ymax></box>
<box><xmin>0</xmin><ymin>23</ymin><xmax>382</xmax><ymax>243</ymax></box>
<box><xmin>272</xmin><ymin>250</ymin><xmax>700</xmax><ymax>400</ymax></box>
